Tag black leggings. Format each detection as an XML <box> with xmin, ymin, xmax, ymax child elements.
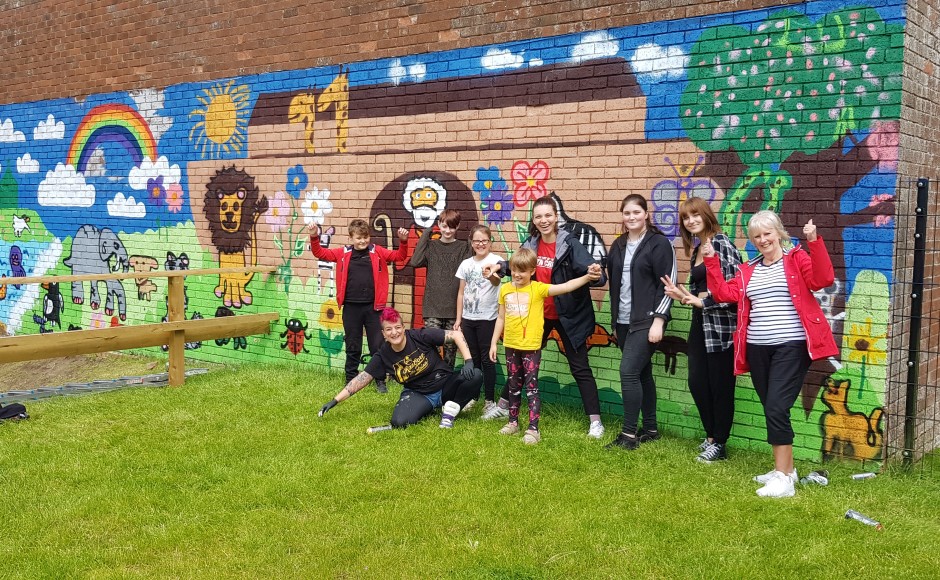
<box><xmin>460</xmin><ymin>318</ymin><xmax>497</xmax><ymax>400</ymax></box>
<box><xmin>390</xmin><ymin>371</ymin><xmax>483</xmax><ymax>428</ymax></box>
<box><xmin>686</xmin><ymin>310</ymin><xmax>736</xmax><ymax>444</ymax></box>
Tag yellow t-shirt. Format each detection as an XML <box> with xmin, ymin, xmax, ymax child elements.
<box><xmin>498</xmin><ymin>281</ymin><xmax>550</xmax><ymax>351</ymax></box>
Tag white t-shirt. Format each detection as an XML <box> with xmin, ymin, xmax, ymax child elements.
<box><xmin>455</xmin><ymin>253</ymin><xmax>504</xmax><ymax>321</ymax></box>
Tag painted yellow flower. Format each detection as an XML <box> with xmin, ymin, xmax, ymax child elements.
<box><xmin>845</xmin><ymin>317</ymin><xmax>887</xmax><ymax>366</ymax></box>
<box><xmin>319</xmin><ymin>299</ymin><xmax>343</xmax><ymax>331</ymax></box>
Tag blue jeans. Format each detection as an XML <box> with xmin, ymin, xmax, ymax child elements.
<box><xmin>616</xmin><ymin>323</ymin><xmax>658</xmax><ymax>434</ymax></box>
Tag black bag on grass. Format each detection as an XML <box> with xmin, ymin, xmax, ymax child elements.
<box><xmin>0</xmin><ymin>402</ymin><xmax>29</xmax><ymax>421</ymax></box>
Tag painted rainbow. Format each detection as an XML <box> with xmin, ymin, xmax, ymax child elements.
<box><xmin>66</xmin><ymin>104</ymin><xmax>157</xmax><ymax>173</ymax></box>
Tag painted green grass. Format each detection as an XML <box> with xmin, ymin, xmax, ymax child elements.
<box><xmin>1</xmin><ymin>363</ymin><xmax>938</xmax><ymax>579</ymax></box>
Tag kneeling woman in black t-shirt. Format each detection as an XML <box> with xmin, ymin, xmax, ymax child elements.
<box><xmin>318</xmin><ymin>308</ymin><xmax>483</xmax><ymax>428</ymax></box>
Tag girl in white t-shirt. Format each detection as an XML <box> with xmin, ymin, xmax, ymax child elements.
<box><xmin>454</xmin><ymin>225</ymin><xmax>503</xmax><ymax>413</ymax></box>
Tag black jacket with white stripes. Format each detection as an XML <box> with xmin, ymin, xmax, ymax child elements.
<box><xmin>607</xmin><ymin>228</ymin><xmax>676</xmax><ymax>334</ymax></box>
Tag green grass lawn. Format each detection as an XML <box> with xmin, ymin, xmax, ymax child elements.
<box><xmin>2</xmin><ymin>362</ymin><xmax>938</xmax><ymax>579</ymax></box>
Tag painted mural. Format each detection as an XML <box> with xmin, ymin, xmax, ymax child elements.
<box><xmin>0</xmin><ymin>0</ymin><xmax>900</xmax><ymax>461</ymax></box>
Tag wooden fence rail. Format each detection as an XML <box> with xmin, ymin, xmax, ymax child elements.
<box><xmin>0</xmin><ymin>267</ymin><xmax>278</xmax><ymax>386</ymax></box>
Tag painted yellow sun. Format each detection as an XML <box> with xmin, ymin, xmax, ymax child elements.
<box><xmin>189</xmin><ymin>80</ymin><xmax>251</xmax><ymax>158</ymax></box>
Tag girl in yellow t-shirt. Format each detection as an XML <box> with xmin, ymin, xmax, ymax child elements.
<box><xmin>488</xmin><ymin>248</ymin><xmax>600</xmax><ymax>444</ymax></box>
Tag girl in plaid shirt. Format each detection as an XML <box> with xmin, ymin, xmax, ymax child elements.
<box><xmin>662</xmin><ymin>198</ymin><xmax>742</xmax><ymax>463</ymax></box>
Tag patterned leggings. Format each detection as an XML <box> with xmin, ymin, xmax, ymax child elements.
<box><xmin>505</xmin><ymin>347</ymin><xmax>542</xmax><ymax>431</ymax></box>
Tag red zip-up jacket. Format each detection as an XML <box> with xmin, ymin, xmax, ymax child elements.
<box><xmin>310</xmin><ymin>237</ymin><xmax>409</xmax><ymax>310</ymax></box>
<box><xmin>704</xmin><ymin>237</ymin><xmax>839</xmax><ymax>376</ymax></box>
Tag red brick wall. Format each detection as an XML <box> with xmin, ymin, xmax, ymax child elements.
<box><xmin>2</xmin><ymin>0</ymin><xmax>803</xmax><ymax>103</ymax></box>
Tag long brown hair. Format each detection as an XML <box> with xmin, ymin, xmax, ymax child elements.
<box><xmin>527</xmin><ymin>196</ymin><xmax>558</xmax><ymax>238</ymax></box>
<box><xmin>677</xmin><ymin>197</ymin><xmax>723</xmax><ymax>256</ymax></box>
<box><xmin>619</xmin><ymin>194</ymin><xmax>662</xmax><ymax>236</ymax></box>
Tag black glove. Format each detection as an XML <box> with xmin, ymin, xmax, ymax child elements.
<box><xmin>318</xmin><ymin>399</ymin><xmax>338</xmax><ymax>417</ymax></box>
<box><xmin>460</xmin><ymin>360</ymin><xmax>476</xmax><ymax>381</ymax></box>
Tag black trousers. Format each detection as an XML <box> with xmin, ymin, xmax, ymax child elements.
<box><xmin>746</xmin><ymin>340</ymin><xmax>811</xmax><ymax>445</ymax></box>
<box><xmin>460</xmin><ymin>318</ymin><xmax>498</xmax><ymax>400</ymax></box>
<box><xmin>686</xmin><ymin>310</ymin><xmax>737</xmax><ymax>444</ymax></box>
<box><xmin>342</xmin><ymin>302</ymin><xmax>384</xmax><ymax>382</ymax></box>
<box><xmin>390</xmin><ymin>371</ymin><xmax>484</xmax><ymax>428</ymax></box>
<box><xmin>616</xmin><ymin>323</ymin><xmax>658</xmax><ymax>434</ymax></box>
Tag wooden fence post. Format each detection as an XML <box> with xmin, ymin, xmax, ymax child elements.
<box><xmin>167</xmin><ymin>276</ymin><xmax>186</xmax><ymax>386</ymax></box>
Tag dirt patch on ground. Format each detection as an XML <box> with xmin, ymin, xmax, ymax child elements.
<box><xmin>0</xmin><ymin>353</ymin><xmax>171</xmax><ymax>393</ymax></box>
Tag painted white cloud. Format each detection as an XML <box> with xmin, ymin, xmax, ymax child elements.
<box><xmin>389</xmin><ymin>59</ymin><xmax>426</xmax><ymax>85</ymax></box>
<box><xmin>107</xmin><ymin>192</ymin><xmax>147</xmax><ymax>218</ymax></box>
<box><xmin>482</xmin><ymin>48</ymin><xmax>524</xmax><ymax>70</ymax></box>
<box><xmin>0</xmin><ymin>118</ymin><xmax>26</xmax><ymax>142</ymax></box>
<box><xmin>571</xmin><ymin>31</ymin><xmax>619</xmax><ymax>63</ymax></box>
<box><xmin>129</xmin><ymin>88</ymin><xmax>172</xmax><ymax>140</ymax></box>
<box><xmin>37</xmin><ymin>163</ymin><xmax>96</xmax><ymax>207</ymax></box>
<box><xmin>409</xmin><ymin>63</ymin><xmax>426</xmax><ymax>80</ymax></box>
<box><xmin>529</xmin><ymin>58</ymin><xmax>544</xmax><ymax>67</ymax></box>
<box><xmin>33</xmin><ymin>114</ymin><xmax>66</xmax><ymax>140</ymax></box>
<box><xmin>128</xmin><ymin>156</ymin><xmax>182</xmax><ymax>189</ymax></box>
<box><xmin>16</xmin><ymin>153</ymin><xmax>39</xmax><ymax>174</ymax></box>
<box><xmin>631</xmin><ymin>43</ymin><xmax>689</xmax><ymax>79</ymax></box>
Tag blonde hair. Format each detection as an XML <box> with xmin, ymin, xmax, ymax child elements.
<box><xmin>509</xmin><ymin>247</ymin><xmax>537</xmax><ymax>272</ymax></box>
<box><xmin>747</xmin><ymin>210</ymin><xmax>793</xmax><ymax>249</ymax></box>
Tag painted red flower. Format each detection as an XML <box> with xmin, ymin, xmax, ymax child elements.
<box><xmin>511</xmin><ymin>160</ymin><xmax>550</xmax><ymax>207</ymax></box>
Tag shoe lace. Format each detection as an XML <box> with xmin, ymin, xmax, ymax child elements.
<box><xmin>700</xmin><ymin>444</ymin><xmax>720</xmax><ymax>460</ymax></box>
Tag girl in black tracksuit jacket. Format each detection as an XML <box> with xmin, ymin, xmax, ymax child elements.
<box><xmin>605</xmin><ymin>194</ymin><xmax>676</xmax><ymax>450</ymax></box>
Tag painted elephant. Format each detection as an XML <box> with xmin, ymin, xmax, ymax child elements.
<box><xmin>63</xmin><ymin>225</ymin><xmax>129</xmax><ymax>320</ymax></box>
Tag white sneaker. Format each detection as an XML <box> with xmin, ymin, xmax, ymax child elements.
<box><xmin>499</xmin><ymin>422</ymin><xmax>520</xmax><ymax>435</ymax></box>
<box><xmin>753</xmin><ymin>468</ymin><xmax>797</xmax><ymax>484</ymax></box>
<box><xmin>756</xmin><ymin>471</ymin><xmax>796</xmax><ymax>498</ymax></box>
<box><xmin>462</xmin><ymin>399</ymin><xmax>476</xmax><ymax>412</ymax></box>
<box><xmin>438</xmin><ymin>401</ymin><xmax>461</xmax><ymax>429</ymax></box>
<box><xmin>587</xmin><ymin>420</ymin><xmax>605</xmax><ymax>439</ymax></box>
<box><xmin>481</xmin><ymin>402</ymin><xmax>509</xmax><ymax>420</ymax></box>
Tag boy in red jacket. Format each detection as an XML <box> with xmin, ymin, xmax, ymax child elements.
<box><xmin>310</xmin><ymin>219</ymin><xmax>409</xmax><ymax>393</ymax></box>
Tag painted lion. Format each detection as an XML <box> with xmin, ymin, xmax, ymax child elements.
<box><xmin>204</xmin><ymin>166</ymin><xmax>269</xmax><ymax>308</ymax></box>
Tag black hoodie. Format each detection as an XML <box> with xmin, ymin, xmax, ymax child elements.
<box><xmin>607</xmin><ymin>229</ymin><xmax>676</xmax><ymax>334</ymax></box>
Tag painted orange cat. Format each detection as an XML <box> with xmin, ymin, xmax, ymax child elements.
<box><xmin>820</xmin><ymin>377</ymin><xmax>884</xmax><ymax>461</ymax></box>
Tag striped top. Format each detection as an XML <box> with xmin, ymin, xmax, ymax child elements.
<box><xmin>745</xmin><ymin>259</ymin><xmax>806</xmax><ymax>345</ymax></box>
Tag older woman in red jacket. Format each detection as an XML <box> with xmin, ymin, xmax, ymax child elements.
<box><xmin>703</xmin><ymin>211</ymin><xmax>837</xmax><ymax>498</ymax></box>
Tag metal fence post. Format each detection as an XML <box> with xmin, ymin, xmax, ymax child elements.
<box><xmin>902</xmin><ymin>178</ymin><xmax>929</xmax><ymax>466</ymax></box>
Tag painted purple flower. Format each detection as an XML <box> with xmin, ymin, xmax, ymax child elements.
<box><xmin>480</xmin><ymin>187</ymin><xmax>513</xmax><ymax>225</ymax></box>
<box><xmin>474</xmin><ymin>167</ymin><xmax>513</xmax><ymax>225</ymax></box>
<box><xmin>147</xmin><ymin>176</ymin><xmax>166</xmax><ymax>206</ymax></box>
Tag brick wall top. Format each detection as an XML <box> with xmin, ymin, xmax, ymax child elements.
<box><xmin>2</xmin><ymin>0</ymin><xmax>803</xmax><ymax>104</ymax></box>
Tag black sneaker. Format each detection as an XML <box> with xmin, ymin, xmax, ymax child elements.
<box><xmin>605</xmin><ymin>432</ymin><xmax>640</xmax><ymax>451</ymax></box>
<box><xmin>637</xmin><ymin>428</ymin><xmax>661</xmax><ymax>443</ymax></box>
<box><xmin>696</xmin><ymin>442</ymin><xmax>727</xmax><ymax>463</ymax></box>
<box><xmin>375</xmin><ymin>380</ymin><xmax>388</xmax><ymax>394</ymax></box>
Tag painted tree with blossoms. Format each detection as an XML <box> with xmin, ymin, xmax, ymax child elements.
<box><xmin>680</xmin><ymin>6</ymin><xmax>903</xmax><ymax>238</ymax></box>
